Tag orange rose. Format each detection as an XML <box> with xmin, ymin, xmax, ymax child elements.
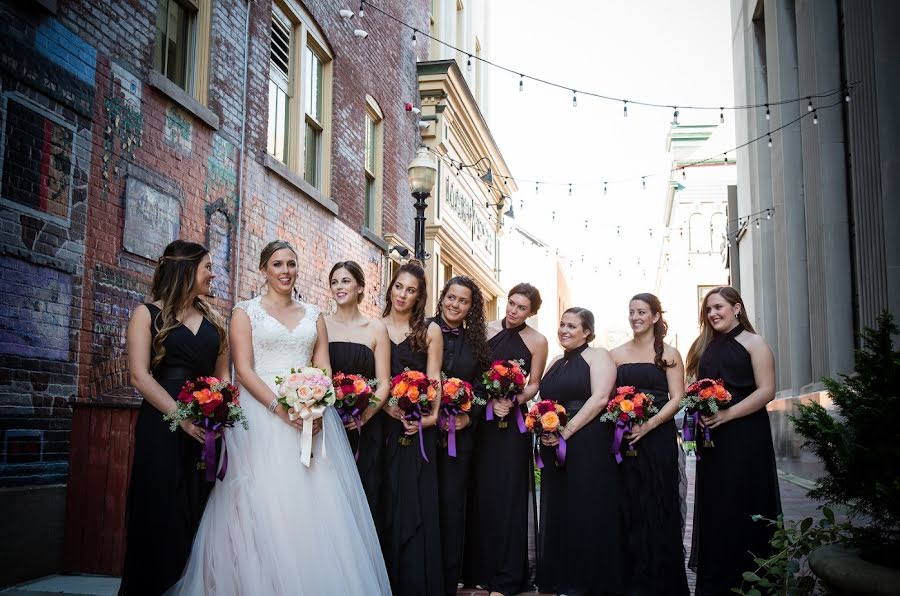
<box><xmin>554</xmin><ymin>403</ymin><xmax>566</xmax><ymax>414</ymax></box>
<box><xmin>541</xmin><ymin>411</ymin><xmax>560</xmax><ymax>432</ymax></box>
<box><xmin>408</xmin><ymin>386</ymin><xmax>420</xmax><ymax>401</ymax></box>
<box><xmin>525</xmin><ymin>415</ymin><xmax>535</xmax><ymax>430</ymax></box>
<box><xmin>620</xmin><ymin>399</ymin><xmax>634</xmax><ymax>413</ymax></box>
<box><xmin>353</xmin><ymin>379</ymin><xmax>367</xmax><ymax>393</ymax></box>
<box><xmin>393</xmin><ymin>381</ymin><xmax>409</xmax><ymax>396</ymax></box>
<box><xmin>715</xmin><ymin>384</ymin><xmax>728</xmax><ymax>398</ymax></box>
<box><xmin>461</xmin><ymin>400</ymin><xmax>471</xmax><ymax>412</ymax></box>
<box><xmin>445</xmin><ymin>381</ymin><xmax>460</xmax><ymax>395</ymax></box>
<box><xmin>700</xmin><ymin>387</ymin><xmax>714</xmax><ymax>398</ymax></box>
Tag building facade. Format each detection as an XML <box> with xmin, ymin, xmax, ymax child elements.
<box><xmin>654</xmin><ymin>123</ymin><xmax>735</xmax><ymax>352</ymax></box>
<box><xmin>0</xmin><ymin>0</ymin><xmax>434</xmax><ymax>585</ymax></box>
<box><xmin>415</xmin><ymin>0</ymin><xmax>513</xmax><ymax>318</ymax></box>
<box><xmin>730</xmin><ymin>0</ymin><xmax>900</xmax><ymax>477</ymax></box>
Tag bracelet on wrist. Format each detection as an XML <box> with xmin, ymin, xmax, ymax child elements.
<box><xmin>268</xmin><ymin>398</ymin><xmax>278</xmax><ymax>413</ymax></box>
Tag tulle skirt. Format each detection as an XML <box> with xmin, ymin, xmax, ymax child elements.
<box><xmin>168</xmin><ymin>390</ymin><xmax>392</xmax><ymax>596</ymax></box>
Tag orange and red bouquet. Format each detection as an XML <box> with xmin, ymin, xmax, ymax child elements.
<box><xmin>166</xmin><ymin>376</ymin><xmax>247</xmax><ymax>481</ymax></box>
<box><xmin>525</xmin><ymin>400</ymin><xmax>568</xmax><ymax>467</ymax></box>
<box><xmin>333</xmin><ymin>372</ymin><xmax>377</xmax><ymax>423</ymax></box>
<box><xmin>439</xmin><ymin>376</ymin><xmax>474</xmax><ymax>457</ymax></box>
<box><xmin>600</xmin><ymin>385</ymin><xmax>659</xmax><ymax>462</ymax></box>
<box><xmin>483</xmin><ymin>359</ymin><xmax>527</xmax><ymax>430</ymax></box>
<box><xmin>388</xmin><ymin>369</ymin><xmax>438</xmax><ymax>457</ymax></box>
<box><xmin>680</xmin><ymin>378</ymin><xmax>732</xmax><ymax>453</ymax></box>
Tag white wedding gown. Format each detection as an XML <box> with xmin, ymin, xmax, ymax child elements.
<box><xmin>169</xmin><ymin>296</ymin><xmax>392</xmax><ymax>595</ymax></box>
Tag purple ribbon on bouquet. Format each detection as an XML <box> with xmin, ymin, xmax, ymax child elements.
<box><xmin>533</xmin><ymin>431</ymin><xmax>567</xmax><ymax>469</ymax></box>
<box><xmin>337</xmin><ymin>401</ymin><xmax>367</xmax><ymax>461</ymax></box>
<box><xmin>612</xmin><ymin>418</ymin><xmax>633</xmax><ymax>464</ymax></box>
<box><xmin>402</xmin><ymin>404</ymin><xmax>429</xmax><ymax>462</ymax></box>
<box><xmin>439</xmin><ymin>403</ymin><xmax>465</xmax><ymax>457</ymax></box>
<box><xmin>485</xmin><ymin>395</ymin><xmax>527</xmax><ymax>433</ymax></box>
<box><xmin>196</xmin><ymin>418</ymin><xmax>228</xmax><ymax>482</ymax></box>
<box><xmin>682</xmin><ymin>409</ymin><xmax>705</xmax><ymax>459</ymax></box>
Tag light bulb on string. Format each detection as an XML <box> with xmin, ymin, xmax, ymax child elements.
<box><xmin>584</xmin><ymin>220</ymin><xmax>588</xmax><ymax>231</ymax></box>
<box><xmin>535</xmin><ymin>182</ymin><xmax>539</xmax><ymax>195</ymax></box>
<box><xmin>756</xmin><ymin>219</ymin><xmax>761</xmax><ymax>229</ymax></box>
<box><xmin>768</xmin><ymin>135</ymin><xmax>773</xmax><ymax>148</ymax></box>
<box><xmin>572</xmin><ymin>91</ymin><xmax>577</xmax><ymax>107</ymax></box>
<box><xmin>616</xmin><ymin>225</ymin><xmax>621</xmax><ymax>237</ymax></box>
<box><xmin>623</xmin><ymin>100</ymin><xmax>628</xmax><ymax>117</ymax></box>
<box><xmin>519</xmin><ymin>75</ymin><xmax>523</xmax><ymax>92</ymax></box>
<box><xmin>720</xmin><ymin>107</ymin><xmax>725</xmax><ymax>123</ymax></box>
<box><xmin>467</xmin><ymin>55</ymin><xmax>472</xmax><ymax>72</ymax></box>
<box><xmin>411</xmin><ymin>30</ymin><xmax>417</xmax><ymax>46</ymax></box>
<box><xmin>649</xmin><ymin>229</ymin><xmax>653</xmax><ymax>238</ymax></box>
<box><xmin>358</xmin><ymin>1</ymin><xmax>364</xmax><ymax>17</ymax></box>
<box><xmin>765</xmin><ymin>104</ymin><xmax>770</xmax><ymax>120</ymax></box>
<box><xmin>603</xmin><ymin>181</ymin><xmax>608</xmax><ymax>195</ymax></box>
<box><xmin>724</xmin><ymin>153</ymin><xmax>729</xmax><ymax>164</ymax></box>
<box><xmin>552</xmin><ymin>211</ymin><xmax>556</xmax><ymax>222</ymax></box>
<box><xmin>673</xmin><ymin>108</ymin><xmax>679</xmax><ymax>125</ymax></box>
<box><xmin>807</xmin><ymin>97</ymin><xmax>813</xmax><ymax>112</ymax></box>
<box><xmin>568</xmin><ymin>183</ymin><xmax>573</xmax><ymax>197</ymax></box>
<box><xmin>642</xmin><ymin>176</ymin><xmax>647</xmax><ymax>190</ymax></box>
<box><xmin>845</xmin><ymin>89</ymin><xmax>851</xmax><ymax>102</ymax></box>
<box><xmin>813</xmin><ymin>110</ymin><xmax>818</xmax><ymax>125</ymax></box>
<box><xmin>766</xmin><ymin>209</ymin><xmax>772</xmax><ymax>220</ymax></box>
<box><xmin>682</xmin><ymin>168</ymin><xmax>686</xmax><ymax>180</ymax></box>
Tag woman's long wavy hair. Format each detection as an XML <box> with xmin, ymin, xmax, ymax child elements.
<box><xmin>685</xmin><ymin>286</ymin><xmax>757</xmax><ymax>378</ymax></box>
<box><xmin>632</xmin><ymin>292</ymin><xmax>675</xmax><ymax>370</ymax></box>
<box><xmin>436</xmin><ymin>275</ymin><xmax>492</xmax><ymax>371</ymax></box>
<box><xmin>149</xmin><ymin>240</ymin><xmax>227</xmax><ymax>369</ymax></box>
<box><xmin>382</xmin><ymin>260</ymin><xmax>429</xmax><ymax>352</ymax></box>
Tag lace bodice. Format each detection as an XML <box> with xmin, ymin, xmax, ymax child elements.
<box><xmin>234</xmin><ymin>296</ymin><xmax>320</xmax><ymax>384</ymax></box>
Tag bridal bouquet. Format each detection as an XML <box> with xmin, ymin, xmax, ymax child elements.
<box><xmin>600</xmin><ymin>385</ymin><xmax>659</xmax><ymax>463</ymax></box>
<box><xmin>482</xmin><ymin>359</ymin><xmax>527</xmax><ymax>430</ymax></box>
<box><xmin>165</xmin><ymin>376</ymin><xmax>247</xmax><ymax>482</ymax></box>
<box><xmin>525</xmin><ymin>400</ymin><xmax>568</xmax><ymax>468</ymax></box>
<box><xmin>388</xmin><ymin>369</ymin><xmax>438</xmax><ymax>460</ymax></box>
<box><xmin>332</xmin><ymin>372</ymin><xmax>377</xmax><ymax>459</ymax></box>
<box><xmin>439</xmin><ymin>376</ymin><xmax>474</xmax><ymax>457</ymax></box>
<box><xmin>275</xmin><ymin>367</ymin><xmax>336</xmax><ymax>466</ymax></box>
<box><xmin>680</xmin><ymin>378</ymin><xmax>732</xmax><ymax>455</ymax></box>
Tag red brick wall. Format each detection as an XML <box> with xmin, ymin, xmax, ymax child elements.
<box><xmin>0</xmin><ymin>0</ymin><xmax>430</xmax><ymax>488</ymax></box>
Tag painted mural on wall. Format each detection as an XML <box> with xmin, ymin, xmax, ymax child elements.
<box><xmin>122</xmin><ymin>177</ymin><xmax>181</xmax><ymax>261</ymax></box>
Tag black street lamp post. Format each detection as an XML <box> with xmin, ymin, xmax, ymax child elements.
<box><xmin>407</xmin><ymin>147</ymin><xmax>437</xmax><ymax>261</ymax></box>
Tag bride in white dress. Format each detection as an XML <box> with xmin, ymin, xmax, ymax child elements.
<box><xmin>170</xmin><ymin>241</ymin><xmax>391</xmax><ymax>595</ymax></box>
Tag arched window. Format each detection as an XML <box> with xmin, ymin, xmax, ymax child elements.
<box><xmin>710</xmin><ymin>211</ymin><xmax>726</xmax><ymax>254</ymax></box>
<box><xmin>688</xmin><ymin>212</ymin><xmax>706</xmax><ymax>253</ymax></box>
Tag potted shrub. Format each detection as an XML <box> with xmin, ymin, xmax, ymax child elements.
<box><xmin>736</xmin><ymin>312</ymin><xmax>900</xmax><ymax>595</ymax></box>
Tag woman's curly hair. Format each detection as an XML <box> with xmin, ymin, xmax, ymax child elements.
<box><xmin>436</xmin><ymin>275</ymin><xmax>492</xmax><ymax>371</ymax></box>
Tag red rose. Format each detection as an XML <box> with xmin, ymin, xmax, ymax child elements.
<box><xmin>398</xmin><ymin>396</ymin><xmax>412</xmax><ymax>411</ymax></box>
<box><xmin>538</xmin><ymin>401</ymin><xmax>553</xmax><ymax>414</ymax></box>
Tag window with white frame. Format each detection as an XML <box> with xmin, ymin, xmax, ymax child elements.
<box><xmin>153</xmin><ymin>0</ymin><xmax>211</xmax><ymax>101</ymax></box>
<box><xmin>363</xmin><ymin>97</ymin><xmax>383</xmax><ymax>233</ymax></box>
<box><xmin>266</xmin><ymin>1</ymin><xmax>332</xmax><ymax>192</ymax></box>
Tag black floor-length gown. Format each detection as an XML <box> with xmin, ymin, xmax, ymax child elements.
<box><xmin>616</xmin><ymin>363</ymin><xmax>689</xmax><ymax>596</ymax></box>
<box><xmin>380</xmin><ymin>336</ymin><xmax>443</xmax><ymax>596</ymax></box>
<box><xmin>432</xmin><ymin>315</ymin><xmax>486</xmax><ymax>595</ymax></box>
<box><xmin>689</xmin><ymin>325</ymin><xmax>781</xmax><ymax>596</ymax></box>
<box><xmin>329</xmin><ymin>341</ymin><xmax>384</xmax><ymax>532</ymax></box>
<box><xmin>537</xmin><ymin>343</ymin><xmax>625</xmax><ymax>596</ymax></box>
<box><xmin>119</xmin><ymin>304</ymin><xmax>219</xmax><ymax>596</ymax></box>
<box><xmin>464</xmin><ymin>320</ymin><xmax>533</xmax><ymax>595</ymax></box>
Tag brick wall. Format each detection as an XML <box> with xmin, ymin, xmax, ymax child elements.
<box><xmin>0</xmin><ymin>0</ymin><xmax>429</xmax><ymax>488</ymax></box>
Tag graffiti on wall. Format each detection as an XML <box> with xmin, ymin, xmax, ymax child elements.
<box><xmin>1</xmin><ymin>95</ymin><xmax>75</xmax><ymax>223</ymax></box>
<box><xmin>0</xmin><ymin>256</ymin><xmax>72</xmax><ymax>361</ymax></box>
<box><xmin>163</xmin><ymin>105</ymin><xmax>192</xmax><ymax>154</ymax></box>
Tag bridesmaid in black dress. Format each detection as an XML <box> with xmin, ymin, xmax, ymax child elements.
<box><xmin>431</xmin><ymin>276</ymin><xmax>493</xmax><ymax>595</ymax></box>
<box><xmin>610</xmin><ymin>293</ymin><xmax>689</xmax><ymax>596</ymax></box>
<box><xmin>325</xmin><ymin>261</ymin><xmax>391</xmax><ymax>530</ymax></box>
<box><xmin>464</xmin><ymin>283</ymin><xmax>549</xmax><ymax>596</ymax></box>
<box><xmin>685</xmin><ymin>286</ymin><xmax>780</xmax><ymax>596</ymax></box>
<box><xmin>379</xmin><ymin>261</ymin><xmax>444</xmax><ymax>596</ymax></box>
<box><xmin>119</xmin><ymin>240</ymin><xmax>229</xmax><ymax>596</ymax></box>
<box><xmin>537</xmin><ymin>307</ymin><xmax>623</xmax><ymax>596</ymax></box>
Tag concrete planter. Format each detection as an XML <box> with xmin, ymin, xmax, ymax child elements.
<box><xmin>808</xmin><ymin>544</ymin><xmax>900</xmax><ymax>596</ymax></box>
